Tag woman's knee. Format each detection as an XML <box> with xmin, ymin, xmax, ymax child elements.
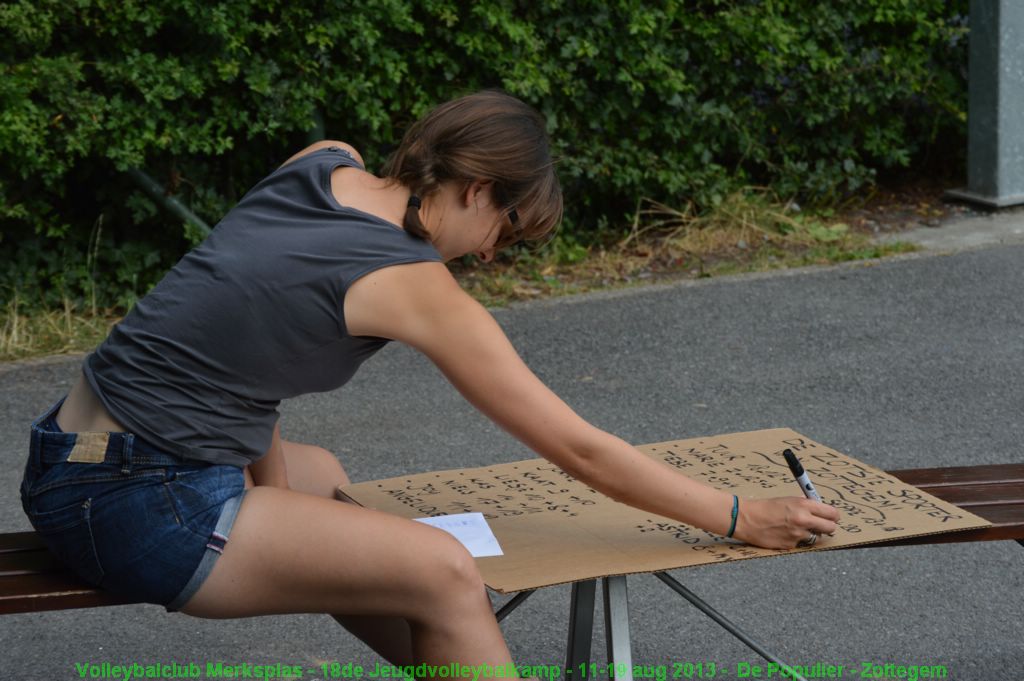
<box><xmin>282</xmin><ymin>441</ymin><xmax>350</xmax><ymax>496</ymax></box>
<box><xmin>434</xmin><ymin>539</ymin><xmax>485</xmax><ymax>592</ymax></box>
<box><xmin>307</xmin><ymin>444</ymin><xmax>350</xmax><ymax>486</ymax></box>
<box><xmin>407</xmin><ymin>532</ymin><xmax>487</xmax><ymax>618</ymax></box>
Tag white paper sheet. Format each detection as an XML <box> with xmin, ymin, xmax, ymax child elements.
<box><xmin>414</xmin><ymin>512</ymin><xmax>504</xmax><ymax>557</ymax></box>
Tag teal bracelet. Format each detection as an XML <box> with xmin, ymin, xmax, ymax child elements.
<box><xmin>726</xmin><ymin>495</ymin><xmax>739</xmax><ymax>538</ymax></box>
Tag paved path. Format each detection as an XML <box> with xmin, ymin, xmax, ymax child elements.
<box><xmin>2</xmin><ymin>221</ymin><xmax>1022</xmax><ymax>680</ymax></box>
<box><xmin>879</xmin><ymin>204</ymin><xmax>1024</xmax><ymax>251</ymax></box>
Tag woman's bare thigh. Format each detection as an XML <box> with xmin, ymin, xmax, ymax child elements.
<box><xmin>179</xmin><ymin>484</ymin><xmax>482</xmax><ymax>619</ymax></box>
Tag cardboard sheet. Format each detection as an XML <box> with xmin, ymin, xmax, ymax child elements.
<box><xmin>338</xmin><ymin>428</ymin><xmax>991</xmax><ymax>593</ymax></box>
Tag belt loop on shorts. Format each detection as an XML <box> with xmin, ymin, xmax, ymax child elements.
<box><xmin>30</xmin><ymin>397</ymin><xmax>66</xmax><ymax>473</ymax></box>
<box><xmin>120</xmin><ymin>433</ymin><xmax>135</xmax><ymax>475</ymax></box>
<box><xmin>29</xmin><ymin>424</ymin><xmax>44</xmax><ymax>475</ymax></box>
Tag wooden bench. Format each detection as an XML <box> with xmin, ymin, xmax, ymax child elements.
<box><xmin>3</xmin><ymin>463</ymin><xmax>1022</xmax><ymax>615</ymax></box>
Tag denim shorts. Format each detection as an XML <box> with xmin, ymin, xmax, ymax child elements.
<box><xmin>19</xmin><ymin>398</ymin><xmax>247</xmax><ymax>611</ymax></box>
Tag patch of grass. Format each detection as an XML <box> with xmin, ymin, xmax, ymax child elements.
<box><xmin>0</xmin><ymin>293</ymin><xmax>118</xmax><ymax>363</ymax></box>
<box><xmin>450</xmin><ymin>187</ymin><xmax>920</xmax><ymax>306</ymax></box>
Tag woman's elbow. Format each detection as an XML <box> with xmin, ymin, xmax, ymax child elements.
<box><xmin>548</xmin><ymin>426</ymin><xmax>621</xmax><ymax>491</ymax></box>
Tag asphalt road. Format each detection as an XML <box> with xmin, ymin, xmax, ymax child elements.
<box><xmin>1</xmin><ymin>236</ymin><xmax>1022</xmax><ymax>681</ymax></box>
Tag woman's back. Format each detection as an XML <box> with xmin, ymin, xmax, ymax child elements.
<box><xmin>80</xmin><ymin>147</ymin><xmax>441</xmax><ymax>467</ymax></box>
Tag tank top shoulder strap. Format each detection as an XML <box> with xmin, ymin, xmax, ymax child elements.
<box><xmin>245</xmin><ymin>147</ymin><xmax>364</xmax><ymax>212</ymax></box>
<box><xmin>275</xmin><ymin>146</ymin><xmax>364</xmax><ymax>175</ymax></box>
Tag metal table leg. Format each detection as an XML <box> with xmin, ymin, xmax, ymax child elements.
<box><xmin>495</xmin><ymin>589</ymin><xmax>535</xmax><ymax>623</ymax></box>
<box><xmin>565</xmin><ymin>580</ymin><xmax>597</xmax><ymax>681</ymax></box>
<box><xmin>654</xmin><ymin>572</ymin><xmax>808</xmax><ymax>681</ymax></box>
<box><xmin>563</xmin><ymin>572</ymin><xmax>814</xmax><ymax>681</ymax></box>
<box><xmin>603</xmin><ymin>576</ymin><xmax>633</xmax><ymax>681</ymax></box>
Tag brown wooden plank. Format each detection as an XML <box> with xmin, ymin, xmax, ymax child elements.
<box><xmin>855</xmin><ymin>466</ymin><xmax>1024</xmax><ymax>546</ymax></box>
<box><xmin>868</xmin><ymin>465</ymin><xmax>1024</xmax><ymax>545</ymax></box>
<box><xmin>0</xmin><ymin>531</ymin><xmax>46</xmax><ymax>554</ymax></box>
<box><xmin>0</xmin><ymin>547</ymin><xmax>68</xmax><ymax>577</ymax></box>
<box><xmin>0</xmin><ymin>573</ymin><xmax>138</xmax><ymax>614</ymax></box>
<box><xmin>964</xmin><ymin>502</ymin><xmax>1024</xmax><ymax>528</ymax></box>
<box><xmin>915</xmin><ymin>481</ymin><xmax>1024</xmax><ymax>508</ymax></box>
<box><xmin>841</xmin><ymin>503</ymin><xmax>1024</xmax><ymax>547</ymax></box>
<box><xmin>888</xmin><ymin>464</ymin><xmax>1024</xmax><ymax>488</ymax></box>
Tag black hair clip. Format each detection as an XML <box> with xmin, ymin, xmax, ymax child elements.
<box><xmin>407</xmin><ymin>195</ymin><xmax>422</xmax><ymax>209</ymax></box>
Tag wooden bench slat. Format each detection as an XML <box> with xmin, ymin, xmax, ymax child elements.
<box><xmin>0</xmin><ymin>531</ymin><xmax>46</xmax><ymax>554</ymax></box>
<box><xmin>0</xmin><ymin>547</ymin><xmax>68</xmax><ymax>577</ymax></box>
<box><xmin>0</xmin><ymin>573</ymin><xmax>138</xmax><ymax>614</ymax></box>
<box><xmin>888</xmin><ymin>464</ymin><xmax>1024</xmax><ymax>488</ymax></box>
<box><xmin>964</xmin><ymin>501</ymin><xmax>1024</xmax><ymax>528</ymax></box>
<box><xmin>844</xmin><ymin>503</ymin><xmax>1024</xmax><ymax>547</ymax></box>
<box><xmin>909</xmin><ymin>481</ymin><xmax>1024</xmax><ymax>508</ymax></box>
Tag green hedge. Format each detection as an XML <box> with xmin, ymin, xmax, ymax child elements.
<box><xmin>1</xmin><ymin>0</ymin><xmax>968</xmax><ymax>311</ymax></box>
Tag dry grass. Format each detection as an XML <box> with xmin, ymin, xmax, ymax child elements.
<box><xmin>451</xmin><ymin>188</ymin><xmax>916</xmax><ymax>306</ymax></box>
<box><xmin>0</xmin><ymin>293</ymin><xmax>118</xmax><ymax>363</ymax></box>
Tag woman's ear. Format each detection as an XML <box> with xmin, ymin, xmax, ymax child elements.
<box><xmin>463</xmin><ymin>180</ymin><xmax>494</xmax><ymax>208</ymax></box>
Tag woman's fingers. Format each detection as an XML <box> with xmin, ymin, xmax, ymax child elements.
<box><xmin>808</xmin><ymin>499</ymin><xmax>839</xmax><ymax>531</ymax></box>
<box><xmin>795</xmin><ymin>499</ymin><xmax>839</xmax><ymax>537</ymax></box>
<box><xmin>810</xmin><ymin>516</ymin><xmax>839</xmax><ymax>535</ymax></box>
<box><xmin>810</xmin><ymin>499</ymin><xmax>841</xmax><ymax>521</ymax></box>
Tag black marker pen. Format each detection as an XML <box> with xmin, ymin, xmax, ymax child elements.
<box><xmin>783</xmin><ymin>448</ymin><xmax>822</xmax><ymax>502</ymax></box>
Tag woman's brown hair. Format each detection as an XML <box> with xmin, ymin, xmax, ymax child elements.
<box><xmin>382</xmin><ymin>90</ymin><xmax>562</xmax><ymax>248</ymax></box>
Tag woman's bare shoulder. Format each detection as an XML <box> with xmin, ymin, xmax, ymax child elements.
<box><xmin>279</xmin><ymin>140</ymin><xmax>366</xmax><ymax>169</ymax></box>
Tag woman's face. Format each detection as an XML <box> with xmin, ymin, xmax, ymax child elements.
<box><xmin>428</xmin><ymin>181</ymin><xmax>513</xmax><ymax>263</ymax></box>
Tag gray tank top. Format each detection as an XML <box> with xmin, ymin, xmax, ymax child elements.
<box><xmin>83</xmin><ymin>147</ymin><xmax>441</xmax><ymax>467</ymax></box>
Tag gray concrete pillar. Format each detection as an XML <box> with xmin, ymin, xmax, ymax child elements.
<box><xmin>947</xmin><ymin>0</ymin><xmax>1024</xmax><ymax>207</ymax></box>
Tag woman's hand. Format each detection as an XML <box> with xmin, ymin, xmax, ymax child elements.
<box><xmin>733</xmin><ymin>497</ymin><xmax>840</xmax><ymax>550</ymax></box>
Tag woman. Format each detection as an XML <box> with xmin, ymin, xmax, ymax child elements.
<box><xmin>20</xmin><ymin>91</ymin><xmax>838</xmax><ymax>672</ymax></box>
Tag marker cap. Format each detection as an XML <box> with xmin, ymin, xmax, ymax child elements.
<box><xmin>783</xmin><ymin>448</ymin><xmax>804</xmax><ymax>477</ymax></box>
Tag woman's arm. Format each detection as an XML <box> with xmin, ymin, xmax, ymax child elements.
<box><xmin>345</xmin><ymin>262</ymin><xmax>839</xmax><ymax>549</ymax></box>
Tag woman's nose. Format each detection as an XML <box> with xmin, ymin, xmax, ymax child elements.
<box><xmin>476</xmin><ymin>249</ymin><xmax>495</xmax><ymax>263</ymax></box>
